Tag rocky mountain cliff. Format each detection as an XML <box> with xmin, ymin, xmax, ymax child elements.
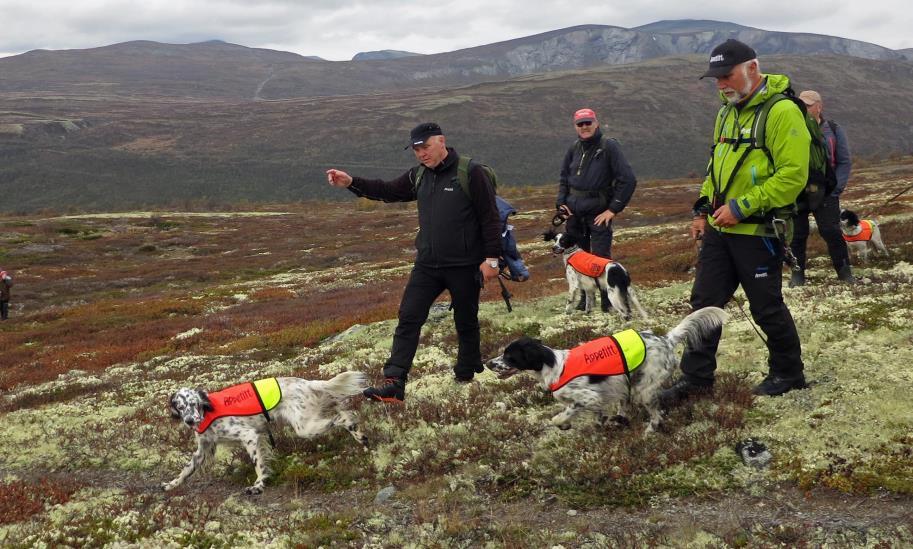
<box><xmin>0</xmin><ymin>20</ymin><xmax>907</xmax><ymax>100</ymax></box>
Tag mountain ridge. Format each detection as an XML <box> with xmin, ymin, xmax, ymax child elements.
<box><xmin>1</xmin><ymin>19</ymin><xmax>907</xmax><ymax>100</ymax></box>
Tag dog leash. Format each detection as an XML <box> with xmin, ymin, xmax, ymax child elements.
<box><xmin>881</xmin><ymin>179</ymin><xmax>913</xmax><ymax>208</ymax></box>
<box><xmin>733</xmin><ymin>297</ymin><xmax>768</xmax><ymax>345</ymax></box>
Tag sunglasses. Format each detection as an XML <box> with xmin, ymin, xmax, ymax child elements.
<box><xmin>575</xmin><ymin>121</ymin><xmax>593</xmax><ymax>128</ymax></box>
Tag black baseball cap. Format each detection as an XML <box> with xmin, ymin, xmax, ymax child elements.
<box><xmin>406</xmin><ymin>122</ymin><xmax>443</xmax><ymax>149</ymax></box>
<box><xmin>700</xmin><ymin>39</ymin><xmax>757</xmax><ymax>79</ymax></box>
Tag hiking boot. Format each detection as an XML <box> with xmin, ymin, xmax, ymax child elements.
<box><xmin>600</xmin><ymin>289</ymin><xmax>612</xmax><ymax>313</ymax></box>
<box><xmin>453</xmin><ymin>363</ymin><xmax>484</xmax><ymax>383</ymax></box>
<box><xmin>788</xmin><ymin>270</ymin><xmax>805</xmax><ymax>288</ymax></box>
<box><xmin>363</xmin><ymin>378</ymin><xmax>405</xmax><ymax>403</ymax></box>
<box><xmin>659</xmin><ymin>377</ymin><xmax>714</xmax><ymax>408</ymax></box>
<box><xmin>752</xmin><ymin>374</ymin><xmax>807</xmax><ymax>396</ymax></box>
<box><xmin>837</xmin><ymin>265</ymin><xmax>856</xmax><ymax>284</ymax></box>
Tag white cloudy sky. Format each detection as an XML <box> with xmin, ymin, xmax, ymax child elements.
<box><xmin>2</xmin><ymin>0</ymin><xmax>911</xmax><ymax>60</ymax></box>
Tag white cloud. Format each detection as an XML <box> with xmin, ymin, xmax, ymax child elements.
<box><xmin>1</xmin><ymin>0</ymin><xmax>911</xmax><ymax>60</ymax></box>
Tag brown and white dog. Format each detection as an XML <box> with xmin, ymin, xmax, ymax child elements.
<box><xmin>543</xmin><ymin>230</ymin><xmax>647</xmax><ymax>320</ymax></box>
<box><xmin>486</xmin><ymin>307</ymin><xmax>726</xmax><ymax>434</ymax></box>
<box><xmin>840</xmin><ymin>209</ymin><xmax>888</xmax><ymax>262</ymax></box>
<box><xmin>165</xmin><ymin>371</ymin><xmax>368</xmax><ymax>495</ymax></box>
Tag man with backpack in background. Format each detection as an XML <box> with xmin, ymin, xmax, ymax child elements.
<box><xmin>0</xmin><ymin>270</ymin><xmax>12</xmax><ymax>320</ymax></box>
<box><xmin>325</xmin><ymin>122</ymin><xmax>501</xmax><ymax>403</ymax></box>
<box><xmin>788</xmin><ymin>89</ymin><xmax>854</xmax><ymax>286</ymax></box>
<box><xmin>556</xmin><ymin>107</ymin><xmax>637</xmax><ymax>312</ymax></box>
<box><xmin>661</xmin><ymin>39</ymin><xmax>809</xmax><ymax>404</ymax></box>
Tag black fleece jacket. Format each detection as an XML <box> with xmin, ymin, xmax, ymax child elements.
<box><xmin>348</xmin><ymin>148</ymin><xmax>501</xmax><ymax>268</ymax></box>
<box><xmin>556</xmin><ymin>128</ymin><xmax>637</xmax><ymax>216</ymax></box>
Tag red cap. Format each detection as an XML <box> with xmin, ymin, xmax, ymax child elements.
<box><xmin>573</xmin><ymin>108</ymin><xmax>597</xmax><ymax>123</ymax></box>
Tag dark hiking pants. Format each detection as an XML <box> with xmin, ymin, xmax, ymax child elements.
<box><xmin>566</xmin><ymin>212</ymin><xmax>614</xmax><ymax>258</ymax></box>
<box><xmin>383</xmin><ymin>264</ymin><xmax>482</xmax><ymax>380</ymax></box>
<box><xmin>679</xmin><ymin>227</ymin><xmax>804</xmax><ymax>383</ymax></box>
<box><xmin>790</xmin><ymin>195</ymin><xmax>850</xmax><ymax>273</ymax></box>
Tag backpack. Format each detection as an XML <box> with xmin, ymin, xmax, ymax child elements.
<box><xmin>712</xmin><ymin>86</ymin><xmax>837</xmax><ymax>216</ymax></box>
<box><xmin>414</xmin><ymin>157</ymin><xmax>530</xmax><ymax>283</ymax></box>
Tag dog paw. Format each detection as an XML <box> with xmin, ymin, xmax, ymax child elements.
<box><xmin>244</xmin><ymin>485</ymin><xmax>264</xmax><ymax>496</ymax></box>
<box><xmin>162</xmin><ymin>481</ymin><xmax>178</xmax><ymax>492</ymax></box>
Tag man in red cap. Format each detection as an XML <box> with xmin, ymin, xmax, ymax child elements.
<box><xmin>325</xmin><ymin>122</ymin><xmax>501</xmax><ymax>403</ymax></box>
<box><xmin>556</xmin><ymin>108</ymin><xmax>637</xmax><ymax>311</ymax></box>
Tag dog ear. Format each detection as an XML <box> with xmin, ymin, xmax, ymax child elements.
<box><xmin>168</xmin><ymin>393</ymin><xmax>181</xmax><ymax>420</ymax></box>
<box><xmin>197</xmin><ymin>389</ymin><xmax>214</xmax><ymax>411</ymax></box>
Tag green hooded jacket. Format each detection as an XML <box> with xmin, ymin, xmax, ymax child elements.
<box><xmin>700</xmin><ymin>74</ymin><xmax>809</xmax><ymax>237</ymax></box>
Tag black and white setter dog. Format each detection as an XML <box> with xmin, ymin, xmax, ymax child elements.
<box><xmin>486</xmin><ymin>307</ymin><xmax>726</xmax><ymax>433</ymax></box>
<box><xmin>165</xmin><ymin>371</ymin><xmax>368</xmax><ymax>495</ymax></box>
<box><xmin>543</xmin><ymin>230</ymin><xmax>647</xmax><ymax>320</ymax></box>
<box><xmin>839</xmin><ymin>209</ymin><xmax>888</xmax><ymax>262</ymax></box>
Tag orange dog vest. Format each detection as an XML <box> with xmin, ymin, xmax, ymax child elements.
<box><xmin>550</xmin><ymin>329</ymin><xmax>646</xmax><ymax>392</ymax></box>
<box><xmin>843</xmin><ymin>220</ymin><xmax>873</xmax><ymax>242</ymax></box>
<box><xmin>567</xmin><ymin>250</ymin><xmax>613</xmax><ymax>278</ymax></box>
<box><xmin>196</xmin><ymin>378</ymin><xmax>282</xmax><ymax>434</ymax></box>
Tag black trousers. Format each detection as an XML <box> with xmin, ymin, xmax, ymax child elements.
<box><xmin>790</xmin><ymin>195</ymin><xmax>850</xmax><ymax>273</ymax></box>
<box><xmin>0</xmin><ymin>300</ymin><xmax>7</xmax><ymax>320</ymax></box>
<box><xmin>680</xmin><ymin>227</ymin><xmax>803</xmax><ymax>383</ymax></box>
<box><xmin>383</xmin><ymin>264</ymin><xmax>482</xmax><ymax>380</ymax></box>
<box><xmin>566</xmin><ymin>212</ymin><xmax>613</xmax><ymax>258</ymax></box>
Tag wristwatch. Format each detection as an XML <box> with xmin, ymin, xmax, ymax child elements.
<box><xmin>486</xmin><ymin>259</ymin><xmax>499</xmax><ymax>269</ymax></box>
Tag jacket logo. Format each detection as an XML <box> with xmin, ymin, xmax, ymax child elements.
<box><xmin>710</xmin><ymin>54</ymin><xmax>724</xmax><ymax>63</ymax></box>
<box><xmin>225</xmin><ymin>388</ymin><xmax>254</xmax><ymax>407</ymax></box>
<box><xmin>443</xmin><ymin>187</ymin><xmax>455</xmax><ymax>192</ymax></box>
<box><xmin>583</xmin><ymin>344</ymin><xmax>619</xmax><ymax>365</ymax></box>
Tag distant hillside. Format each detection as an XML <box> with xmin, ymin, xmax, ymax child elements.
<box><xmin>2</xmin><ymin>53</ymin><xmax>912</xmax><ymax>212</ymax></box>
<box><xmin>353</xmin><ymin>50</ymin><xmax>423</xmax><ymax>61</ymax></box>
<box><xmin>0</xmin><ymin>20</ymin><xmax>908</xmax><ymax>100</ymax></box>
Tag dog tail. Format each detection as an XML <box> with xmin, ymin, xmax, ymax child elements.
<box><xmin>318</xmin><ymin>371</ymin><xmax>369</xmax><ymax>398</ymax></box>
<box><xmin>605</xmin><ymin>265</ymin><xmax>649</xmax><ymax>320</ymax></box>
<box><xmin>664</xmin><ymin>307</ymin><xmax>727</xmax><ymax>348</ymax></box>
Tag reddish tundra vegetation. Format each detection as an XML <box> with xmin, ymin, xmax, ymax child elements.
<box><xmin>1</xmin><ymin>158</ymin><xmax>912</xmax><ymax>546</ymax></box>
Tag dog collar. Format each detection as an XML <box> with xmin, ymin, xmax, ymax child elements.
<box><xmin>550</xmin><ymin>330</ymin><xmax>646</xmax><ymax>392</ymax></box>
<box><xmin>196</xmin><ymin>378</ymin><xmax>282</xmax><ymax>434</ymax></box>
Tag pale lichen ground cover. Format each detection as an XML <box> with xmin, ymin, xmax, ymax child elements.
<box><xmin>2</xmin><ymin>257</ymin><xmax>912</xmax><ymax>546</ymax></box>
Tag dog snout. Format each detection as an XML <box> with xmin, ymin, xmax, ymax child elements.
<box><xmin>552</xmin><ymin>245</ymin><xmax>564</xmax><ymax>254</ymax></box>
<box><xmin>485</xmin><ymin>356</ymin><xmax>519</xmax><ymax>379</ymax></box>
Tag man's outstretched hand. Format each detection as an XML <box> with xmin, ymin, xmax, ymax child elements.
<box><xmin>326</xmin><ymin>169</ymin><xmax>353</xmax><ymax>188</ymax></box>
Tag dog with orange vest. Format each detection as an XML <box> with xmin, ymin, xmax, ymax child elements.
<box><xmin>486</xmin><ymin>307</ymin><xmax>727</xmax><ymax>433</ymax></box>
<box><xmin>165</xmin><ymin>371</ymin><xmax>368</xmax><ymax>495</ymax></box>
<box><xmin>839</xmin><ymin>209</ymin><xmax>888</xmax><ymax>263</ymax></box>
<box><xmin>543</xmin><ymin>230</ymin><xmax>647</xmax><ymax>320</ymax></box>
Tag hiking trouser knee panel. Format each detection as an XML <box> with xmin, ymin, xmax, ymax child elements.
<box><xmin>385</xmin><ymin>265</ymin><xmax>448</xmax><ymax>377</ymax></box>
<box><xmin>445</xmin><ymin>265</ymin><xmax>483</xmax><ymax>368</ymax></box>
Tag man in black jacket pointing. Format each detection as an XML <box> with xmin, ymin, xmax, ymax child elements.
<box><xmin>326</xmin><ymin>122</ymin><xmax>501</xmax><ymax>403</ymax></box>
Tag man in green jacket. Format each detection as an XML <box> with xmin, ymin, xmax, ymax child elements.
<box><xmin>662</xmin><ymin>39</ymin><xmax>808</xmax><ymax>402</ymax></box>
